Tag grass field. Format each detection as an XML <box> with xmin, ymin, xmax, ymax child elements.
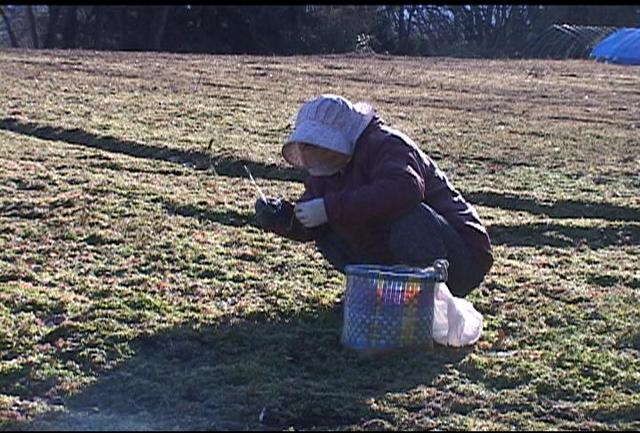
<box><xmin>0</xmin><ymin>48</ymin><xmax>639</xmax><ymax>430</ymax></box>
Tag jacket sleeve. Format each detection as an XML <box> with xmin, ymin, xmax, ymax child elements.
<box><xmin>323</xmin><ymin>139</ymin><xmax>426</xmax><ymax>225</ymax></box>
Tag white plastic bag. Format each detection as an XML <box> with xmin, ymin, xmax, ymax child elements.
<box><xmin>432</xmin><ymin>282</ymin><xmax>483</xmax><ymax>347</ymax></box>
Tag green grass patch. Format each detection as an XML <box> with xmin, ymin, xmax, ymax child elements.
<box><xmin>0</xmin><ymin>49</ymin><xmax>639</xmax><ymax>430</ymax></box>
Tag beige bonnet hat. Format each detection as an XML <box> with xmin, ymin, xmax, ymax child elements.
<box><xmin>282</xmin><ymin>94</ymin><xmax>375</xmax><ymax>168</ymax></box>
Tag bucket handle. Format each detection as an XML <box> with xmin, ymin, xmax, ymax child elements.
<box><xmin>432</xmin><ymin>259</ymin><xmax>449</xmax><ymax>282</ymax></box>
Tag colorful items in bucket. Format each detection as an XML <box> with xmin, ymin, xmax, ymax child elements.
<box><xmin>341</xmin><ymin>260</ymin><xmax>448</xmax><ymax>353</ymax></box>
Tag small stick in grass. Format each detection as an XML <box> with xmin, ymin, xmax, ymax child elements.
<box><xmin>244</xmin><ymin>165</ymin><xmax>267</xmax><ymax>203</ymax></box>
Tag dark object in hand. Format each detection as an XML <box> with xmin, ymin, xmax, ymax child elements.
<box><xmin>255</xmin><ymin>197</ymin><xmax>294</xmax><ymax>231</ymax></box>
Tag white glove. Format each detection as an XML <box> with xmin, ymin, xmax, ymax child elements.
<box><xmin>294</xmin><ymin>198</ymin><xmax>328</xmax><ymax>228</ymax></box>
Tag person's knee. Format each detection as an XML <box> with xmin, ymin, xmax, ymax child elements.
<box><xmin>390</xmin><ymin>203</ymin><xmax>441</xmax><ymax>235</ymax></box>
<box><xmin>314</xmin><ymin>229</ymin><xmax>354</xmax><ymax>274</ymax></box>
<box><xmin>388</xmin><ymin>203</ymin><xmax>487</xmax><ymax>297</ymax></box>
<box><xmin>447</xmin><ymin>268</ymin><xmax>484</xmax><ymax>297</ymax></box>
<box><xmin>388</xmin><ymin>203</ymin><xmax>447</xmax><ymax>267</ymax></box>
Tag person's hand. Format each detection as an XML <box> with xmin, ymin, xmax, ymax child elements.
<box><xmin>255</xmin><ymin>197</ymin><xmax>292</xmax><ymax>230</ymax></box>
<box><xmin>294</xmin><ymin>198</ymin><xmax>328</xmax><ymax>228</ymax></box>
<box><xmin>254</xmin><ymin>197</ymin><xmax>280</xmax><ymax>230</ymax></box>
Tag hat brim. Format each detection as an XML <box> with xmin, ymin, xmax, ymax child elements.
<box><xmin>282</xmin><ymin>120</ymin><xmax>351</xmax><ymax>168</ymax></box>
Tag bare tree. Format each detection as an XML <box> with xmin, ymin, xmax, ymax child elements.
<box><xmin>9</xmin><ymin>4</ymin><xmax>636</xmax><ymax>56</ymax></box>
<box><xmin>0</xmin><ymin>5</ymin><xmax>18</xmax><ymax>47</ymax></box>
<box><xmin>61</xmin><ymin>5</ymin><xmax>77</xmax><ymax>48</ymax></box>
<box><xmin>382</xmin><ymin>5</ymin><xmax>420</xmax><ymax>54</ymax></box>
<box><xmin>26</xmin><ymin>5</ymin><xmax>38</xmax><ymax>48</ymax></box>
<box><xmin>149</xmin><ymin>5</ymin><xmax>171</xmax><ymax>50</ymax></box>
<box><xmin>413</xmin><ymin>6</ymin><xmax>459</xmax><ymax>54</ymax></box>
<box><xmin>43</xmin><ymin>5</ymin><xmax>60</xmax><ymax>48</ymax></box>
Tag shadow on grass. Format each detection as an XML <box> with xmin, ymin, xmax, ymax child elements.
<box><xmin>466</xmin><ymin>190</ymin><xmax>640</xmax><ymax>223</ymax></box>
<box><xmin>5</xmin><ymin>118</ymin><xmax>638</xmax><ymax>228</ymax></box>
<box><xmin>25</xmin><ymin>307</ymin><xmax>471</xmax><ymax>430</ymax></box>
<box><xmin>158</xmin><ymin>197</ymin><xmax>640</xmax><ymax>251</ymax></box>
<box><xmin>160</xmin><ymin>198</ymin><xmax>257</xmax><ymax>228</ymax></box>
<box><xmin>0</xmin><ymin>117</ymin><xmax>305</xmax><ymax>183</ymax></box>
<box><xmin>489</xmin><ymin>222</ymin><xmax>640</xmax><ymax>249</ymax></box>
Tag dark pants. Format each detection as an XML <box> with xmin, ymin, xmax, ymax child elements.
<box><xmin>315</xmin><ymin>203</ymin><xmax>486</xmax><ymax>297</ymax></box>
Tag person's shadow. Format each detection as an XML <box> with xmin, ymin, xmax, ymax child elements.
<box><xmin>26</xmin><ymin>306</ymin><xmax>472</xmax><ymax>431</ymax></box>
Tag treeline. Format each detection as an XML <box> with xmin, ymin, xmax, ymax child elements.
<box><xmin>1</xmin><ymin>5</ymin><xmax>639</xmax><ymax>57</ymax></box>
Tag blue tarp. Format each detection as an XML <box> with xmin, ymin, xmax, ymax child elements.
<box><xmin>591</xmin><ymin>28</ymin><xmax>640</xmax><ymax>65</ymax></box>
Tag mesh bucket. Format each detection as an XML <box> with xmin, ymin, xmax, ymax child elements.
<box><xmin>341</xmin><ymin>260</ymin><xmax>448</xmax><ymax>353</ymax></box>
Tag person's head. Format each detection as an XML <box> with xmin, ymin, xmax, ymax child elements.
<box><xmin>282</xmin><ymin>94</ymin><xmax>374</xmax><ymax>176</ymax></box>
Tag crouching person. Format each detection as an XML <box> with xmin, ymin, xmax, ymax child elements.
<box><xmin>254</xmin><ymin>94</ymin><xmax>493</xmax><ymax>297</ymax></box>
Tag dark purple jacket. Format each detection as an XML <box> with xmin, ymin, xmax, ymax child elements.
<box><xmin>272</xmin><ymin>117</ymin><xmax>493</xmax><ymax>274</ymax></box>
